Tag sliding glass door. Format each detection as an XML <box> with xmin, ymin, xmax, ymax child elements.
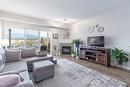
<box><xmin>40</xmin><ymin>31</ymin><xmax>51</xmax><ymax>53</ymax></box>
<box><xmin>25</xmin><ymin>30</ymin><xmax>39</xmax><ymax>48</ymax></box>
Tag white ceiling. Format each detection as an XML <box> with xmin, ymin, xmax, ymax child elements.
<box><xmin>0</xmin><ymin>0</ymin><xmax>130</xmax><ymax>23</ymax></box>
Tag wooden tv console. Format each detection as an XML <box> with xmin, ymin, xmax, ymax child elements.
<box><xmin>79</xmin><ymin>47</ymin><xmax>111</xmax><ymax>67</ymax></box>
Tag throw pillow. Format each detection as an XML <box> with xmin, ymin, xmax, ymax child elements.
<box><xmin>21</xmin><ymin>48</ymin><xmax>36</xmax><ymax>58</ymax></box>
<box><xmin>5</xmin><ymin>49</ymin><xmax>21</xmax><ymax>63</ymax></box>
<box><xmin>0</xmin><ymin>74</ymin><xmax>21</xmax><ymax>87</ymax></box>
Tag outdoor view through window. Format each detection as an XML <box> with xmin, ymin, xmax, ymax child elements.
<box><xmin>2</xmin><ymin>28</ymin><xmax>51</xmax><ymax>52</ymax></box>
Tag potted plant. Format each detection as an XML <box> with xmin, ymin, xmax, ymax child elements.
<box><xmin>111</xmin><ymin>48</ymin><xmax>129</xmax><ymax>65</ymax></box>
<box><xmin>72</xmin><ymin>39</ymin><xmax>83</xmax><ymax>58</ymax></box>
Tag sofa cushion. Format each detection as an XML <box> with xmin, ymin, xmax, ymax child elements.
<box><xmin>2</xmin><ymin>61</ymin><xmax>28</xmax><ymax>72</ymax></box>
<box><xmin>21</xmin><ymin>48</ymin><xmax>36</xmax><ymax>58</ymax></box>
<box><xmin>0</xmin><ymin>70</ymin><xmax>19</xmax><ymax>76</ymax></box>
<box><xmin>5</xmin><ymin>49</ymin><xmax>21</xmax><ymax>63</ymax></box>
<box><xmin>0</xmin><ymin>74</ymin><xmax>21</xmax><ymax>87</ymax></box>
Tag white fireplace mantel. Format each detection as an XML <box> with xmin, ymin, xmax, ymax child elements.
<box><xmin>59</xmin><ymin>39</ymin><xmax>72</xmax><ymax>43</ymax></box>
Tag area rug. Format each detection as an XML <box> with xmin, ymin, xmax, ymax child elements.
<box><xmin>31</xmin><ymin>59</ymin><xmax>127</xmax><ymax>87</ymax></box>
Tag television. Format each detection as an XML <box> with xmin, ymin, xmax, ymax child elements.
<box><xmin>87</xmin><ymin>36</ymin><xmax>104</xmax><ymax>47</ymax></box>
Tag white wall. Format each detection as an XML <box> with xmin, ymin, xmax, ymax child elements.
<box><xmin>70</xmin><ymin>4</ymin><xmax>130</xmax><ymax>70</ymax></box>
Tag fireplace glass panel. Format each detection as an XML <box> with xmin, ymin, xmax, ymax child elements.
<box><xmin>62</xmin><ymin>46</ymin><xmax>71</xmax><ymax>54</ymax></box>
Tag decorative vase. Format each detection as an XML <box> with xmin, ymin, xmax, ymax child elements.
<box><xmin>117</xmin><ymin>60</ymin><xmax>123</xmax><ymax>65</ymax></box>
<box><xmin>115</xmin><ymin>59</ymin><xmax>123</xmax><ymax>65</ymax></box>
<box><xmin>75</xmin><ymin>44</ymin><xmax>80</xmax><ymax>57</ymax></box>
<box><xmin>71</xmin><ymin>54</ymin><xmax>74</xmax><ymax>57</ymax></box>
<box><xmin>76</xmin><ymin>56</ymin><xmax>79</xmax><ymax>59</ymax></box>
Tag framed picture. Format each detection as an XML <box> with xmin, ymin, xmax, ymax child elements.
<box><xmin>53</xmin><ymin>34</ymin><xmax>58</xmax><ymax>39</ymax></box>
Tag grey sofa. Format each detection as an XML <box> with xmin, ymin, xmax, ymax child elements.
<box><xmin>0</xmin><ymin>47</ymin><xmax>53</xmax><ymax>87</ymax></box>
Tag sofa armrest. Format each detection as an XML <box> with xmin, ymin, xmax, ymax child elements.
<box><xmin>0</xmin><ymin>71</ymin><xmax>19</xmax><ymax>76</ymax></box>
<box><xmin>12</xmin><ymin>80</ymin><xmax>33</xmax><ymax>87</ymax></box>
<box><xmin>0</xmin><ymin>70</ymin><xmax>28</xmax><ymax>76</ymax></box>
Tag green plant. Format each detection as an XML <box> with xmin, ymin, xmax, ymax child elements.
<box><xmin>72</xmin><ymin>39</ymin><xmax>83</xmax><ymax>47</ymax></box>
<box><xmin>111</xmin><ymin>48</ymin><xmax>129</xmax><ymax>65</ymax></box>
<box><xmin>72</xmin><ymin>39</ymin><xmax>83</xmax><ymax>56</ymax></box>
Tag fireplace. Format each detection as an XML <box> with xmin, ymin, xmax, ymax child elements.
<box><xmin>60</xmin><ymin>43</ymin><xmax>72</xmax><ymax>55</ymax></box>
<box><xmin>62</xmin><ymin>46</ymin><xmax>71</xmax><ymax>54</ymax></box>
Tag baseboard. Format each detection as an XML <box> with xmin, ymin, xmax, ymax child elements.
<box><xmin>111</xmin><ymin>64</ymin><xmax>130</xmax><ymax>73</ymax></box>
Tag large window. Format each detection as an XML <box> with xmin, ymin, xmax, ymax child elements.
<box><xmin>11</xmin><ymin>28</ymin><xmax>24</xmax><ymax>48</ymax></box>
<box><xmin>4</xmin><ymin>28</ymin><xmax>25</xmax><ymax>48</ymax></box>
<box><xmin>3</xmin><ymin>28</ymin><xmax>52</xmax><ymax>52</ymax></box>
<box><xmin>25</xmin><ymin>30</ymin><xmax>39</xmax><ymax>48</ymax></box>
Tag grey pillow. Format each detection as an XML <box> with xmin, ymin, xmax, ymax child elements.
<box><xmin>5</xmin><ymin>50</ymin><xmax>21</xmax><ymax>63</ymax></box>
<box><xmin>21</xmin><ymin>48</ymin><xmax>36</xmax><ymax>58</ymax></box>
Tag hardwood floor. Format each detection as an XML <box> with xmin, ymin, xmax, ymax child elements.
<box><xmin>55</xmin><ymin>55</ymin><xmax>130</xmax><ymax>87</ymax></box>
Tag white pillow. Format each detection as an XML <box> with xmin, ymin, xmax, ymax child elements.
<box><xmin>0</xmin><ymin>74</ymin><xmax>21</xmax><ymax>87</ymax></box>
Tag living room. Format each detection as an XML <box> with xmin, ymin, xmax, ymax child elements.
<box><xmin>0</xmin><ymin>0</ymin><xmax>130</xmax><ymax>87</ymax></box>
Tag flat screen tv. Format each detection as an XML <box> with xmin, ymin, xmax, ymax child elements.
<box><xmin>87</xmin><ymin>36</ymin><xmax>104</xmax><ymax>47</ymax></box>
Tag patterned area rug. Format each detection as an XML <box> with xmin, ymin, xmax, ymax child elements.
<box><xmin>31</xmin><ymin>59</ymin><xmax>127</xmax><ymax>87</ymax></box>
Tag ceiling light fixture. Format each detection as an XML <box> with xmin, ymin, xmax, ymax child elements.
<box><xmin>54</xmin><ymin>18</ymin><xmax>77</xmax><ymax>24</ymax></box>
